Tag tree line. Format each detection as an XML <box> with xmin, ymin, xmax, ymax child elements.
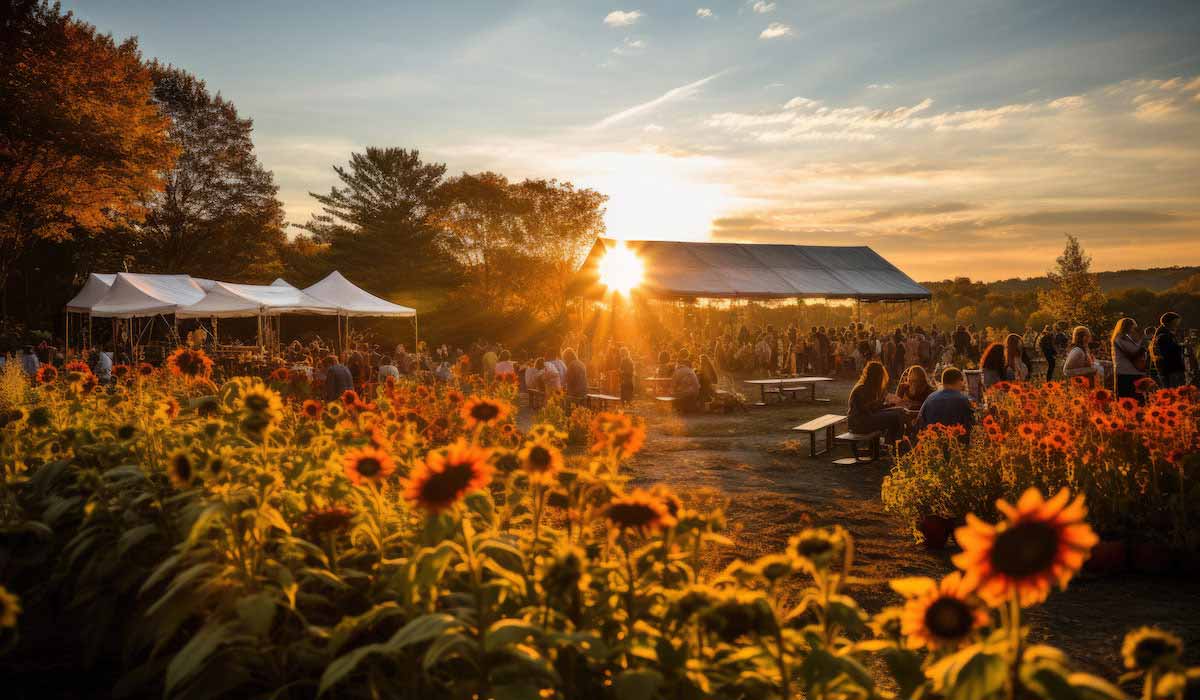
<box><xmin>0</xmin><ymin>1</ymin><xmax>606</xmax><ymax>347</ymax></box>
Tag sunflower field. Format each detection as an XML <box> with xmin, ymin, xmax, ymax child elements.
<box><xmin>883</xmin><ymin>379</ymin><xmax>1200</xmax><ymax>551</ymax></box>
<box><xmin>0</xmin><ymin>352</ymin><xmax>1197</xmax><ymax>699</ymax></box>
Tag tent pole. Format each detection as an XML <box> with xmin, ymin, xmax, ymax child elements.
<box><xmin>65</xmin><ymin>312</ymin><xmax>70</xmax><ymax>359</ymax></box>
<box><xmin>413</xmin><ymin>314</ymin><xmax>419</xmax><ymax>351</ymax></box>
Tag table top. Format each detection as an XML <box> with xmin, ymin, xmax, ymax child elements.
<box><xmin>743</xmin><ymin>376</ymin><xmax>834</xmax><ymax>385</ymax></box>
<box><xmin>587</xmin><ymin>392</ymin><xmax>620</xmax><ymax>400</ymax></box>
<box><xmin>643</xmin><ymin>376</ymin><xmax>672</xmax><ymax>382</ymax></box>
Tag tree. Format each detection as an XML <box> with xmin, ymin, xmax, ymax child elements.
<box><xmin>512</xmin><ymin>178</ymin><xmax>607</xmax><ymax>316</ymax></box>
<box><xmin>299</xmin><ymin>147</ymin><xmax>449</xmax><ymax>290</ymax></box>
<box><xmin>0</xmin><ymin>1</ymin><xmax>175</xmax><ymax>313</ymax></box>
<box><xmin>1038</xmin><ymin>235</ymin><xmax>1107</xmax><ymax>331</ymax></box>
<box><xmin>115</xmin><ymin>64</ymin><xmax>285</xmax><ymax>280</ymax></box>
<box><xmin>431</xmin><ymin>172</ymin><xmax>530</xmax><ymax>305</ymax></box>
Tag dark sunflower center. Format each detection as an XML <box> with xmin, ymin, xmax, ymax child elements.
<box><xmin>356</xmin><ymin>457</ymin><xmax>382</xmax><ymax>477</ymax></box>
<box><xmin>924</xmin><ymin>597</ymin><xmax>974</xmax><ymax>640</ymax></box>
<box><xmin>173</xmin><ymin>456</ymin><xmax>193</xmax><ymax>482</ymax></box>
<box><xmin>419</xmin><ymin>461</ymin><xmax>477</xmax><ymax>505</ymax></box>
<box><xmin>245</xmin><ymin>395</ymin><xmax>269</xmax><ymax>412</ymax></box>
<box><xmin>796</xmin><ymin>538</ymin><xmax>833</xmax><ymax>557</ymax></box>
<box><xmin>990</xmin><ymin>521</ymin><xmax>1059</xmax><ymax>578</ymax></box>
<box><xmin>607</xmin><ymin>502</ymin><xmax>659</xmax><ymax>528</ymax></box>
<box><xmin>528</xmin><ymin>446</ymin><xmax>552</xmax><ymax>470</ymax></box>
<box><xmin>471</xmin><ymin>403</ymin><xmax>500</xmax><ymax>421</ymax></box>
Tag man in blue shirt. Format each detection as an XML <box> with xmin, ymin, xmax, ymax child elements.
<box><xmin>917</xmin><ymin>367</ymin><xmax>974</xmax><ymax>434</ymax></box>
<box><xmin>323</xmin><ymin>354</ymin><xmax>355</xmax><ymax>401</ymax></box>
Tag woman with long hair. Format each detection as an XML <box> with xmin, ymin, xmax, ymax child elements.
<box><xmin>847</xmin><ymin>360</ymin><xmax>907</xmax><ymax>444</ymax></box>
<box><xmin>896</xmin><ymin>364</ymin><xmax>934</xmax><ymax>409</ymax></box>
<box><xmin>1003</xmin><ymin>333</ymin><xmax>1030</xmax><ymax>382</ymax></box>
<box><xmin>1063</xmin><ymin>325</ymin><xmax>1100</xmax><ymax>386</ymax></box>
<box><xmin>979</xmin><ymin>342</ymin><xmax>1006</xmax><ymax>388</ymax></box>
<box><xmin>1110</xmin><ymin>317</ymin><xmax>1145</xmax><ymax>398</ymax></box>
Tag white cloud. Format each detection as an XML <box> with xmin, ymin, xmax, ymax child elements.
<box><xmin>760</xmin><ymin>22</ymin><xmax>792</xmax><ymax>39</ymax></box>
<box><xmin>612</xmin><ymin>37</ymin><xmax>646</xmax><ymax>55</ymax></box>
<box><xmin>604</xmin><ymin>10</ymin><xmax>643</xmax><ymax>27</ymax></box>
<box><xmin>867</xmin><ymin>83</ymin><xmax>894</xmax><ymax>89</ymax></box>
<box><xmin>643</xmin><ymin>123</ymin><xmax>665</xmax><ymax>132</ymax></box>
<box><xmin>696</xmin><ymin>7</ymin><xmax>714</xmax><ymax>18</ymax></box>
<box><xmin>752</xmin><ymin>1</ymin><xmax>776</xmax><ymax>13</ymax></box>
<box><xmin>594</xmin><ymin>71</ymin><xmax>728</xmax><ymax>129</ymax></box>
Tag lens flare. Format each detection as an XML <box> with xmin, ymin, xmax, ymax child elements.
<box><xmin>598</xmin><ymin>242</ymin><xmax>643</xmax><ymax>295</ymax></box>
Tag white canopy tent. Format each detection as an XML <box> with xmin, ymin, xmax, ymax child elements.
<box><xmin>64</xmin><ymin>273</ymin><xmax>117</xmax><ymax>312</ymax></box>
<box><xmin>176</xmin><ymin>282</ymin><xmax>338</xmax><ymax>319</ymax></box>
<box><xmin>303</xmin><ymin>271</ymin><xmax>418</xmax><ymax>350</ymax></box>
<box><xmin>89</xmin><ymin>273</ymin><xmax>209</xmax><ymax>318</ymax></box>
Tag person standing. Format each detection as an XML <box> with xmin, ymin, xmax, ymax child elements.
<box><xmin>618</xmin><ymin>347</ymin><xmax>635</xmax><ymax>405</ymax></box>
<box><xmin>1151</xmin><ymin>312</ymin><xmax>1187</xmax><ymax>387</ymax></box>
<box><xmin>323</xmin><ymin>355</ymin><xmax>354</xmax><ymax>401</ymax></box>
<box><xmin>1063</xmin><ymin>326</ymin><xmax>1101</xmax><ymax>386</ymax></box>
<box><xmin>1110</xmin><ymin>317</ymin><xmax>1146</xmax><ymax>398</ymax></box>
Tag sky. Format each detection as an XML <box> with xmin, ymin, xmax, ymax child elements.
<box><xmin>62</xmin><ymin>0</ymin><xmax>1200</xmax><ymax>281</ymax></box>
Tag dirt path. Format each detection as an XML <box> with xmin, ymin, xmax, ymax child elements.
<box><xmin>620</xmin><ymin>378</ymin><xmax>1200</xmax><ymax>676</ymax></box>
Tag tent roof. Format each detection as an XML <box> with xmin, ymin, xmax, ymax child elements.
<box><xmin>65</xmin><ymin>273</ymin><xmax>117</xmax><ymax>312</ymax></box>
<box><xmin>303</xmin><ymin>271</ymin><xmax>416</xmax><ymax>317</ymax></box>
<box><xmin>90</xmin><ymin>273</ymin><xmax>209</xmax><ymax>318</ymax></box>
<box><xmin>270</xmin><ymin>278</ymin><xmax>295</xmax><ymax>288</ymax></box>
<box><xmin>574</xmin><ymin>238</ymin><xmax>931</xmax><ymax>301</ymax></box>
<box><xmin>176</xmin><ymin>282</ymin><xmax>339</xmax><ymax>318</ymax></box>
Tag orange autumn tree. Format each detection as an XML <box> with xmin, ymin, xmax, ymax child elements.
<box><xmin>0</xmin><ymin>1</ymin><xmax>175</xmax><ymax>312</ymax></box>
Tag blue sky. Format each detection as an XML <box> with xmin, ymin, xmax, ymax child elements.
<box><xmin>63</xmin><ymin>0</ymin><xmax>1200</xmax><ymax>280</ymax></box>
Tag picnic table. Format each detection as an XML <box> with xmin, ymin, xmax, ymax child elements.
<box><xmin>643</xmin><ymin>376</ymin><xmax>672</xmax><ymax>397</ymax></box>
<box><xmin>744</xmin><ymin>376</ymin><xmax>833</xmax><ymax>406</ymax></box>
<box><xmin>585</xmin><ymin>393</ymin><xmax>621</xmax><ymax>411</ymax></box>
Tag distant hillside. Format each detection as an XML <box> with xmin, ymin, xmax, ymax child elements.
<box><xmin>922</xmin><ymin>266</ymin><xmax>1200</xmax><ymax>294</ymax></box>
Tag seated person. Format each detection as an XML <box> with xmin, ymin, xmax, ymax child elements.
<box><xmin>494</xmin><ymin>349</ymin><xmax>515</xmax><ymax>377</ymax></box>
<box><xmin>655</xmin><ymin>350</ymin><xmax>675</xmax><ymax>379</ymax></box>
<box><xmin>895</xmin><ymin>365</ymin><xmax>934</xmax><ymax>410</ymax></box>
<box><xmin>847</xmin><ymin>361</ymin><xmax>908</xmax><ymax>444</ymax></box>
<box><xmin>916</xmin><ymin>367</ymin><xmax>975</xmax><ymax>435</ymax></box>
<box><xmin>671</xmin><ymin>356</ymin><xmax>702</xmax><ymax>412</ymax></box>
<box><xmin>563</xmin><ymin>348</ymin><xmax>588</xmax><ymax>399</ymax></box>
<box><xmin>378</xmin><ymin>356</ymin><xmax>400</xmax><ymax>382</ymax></box>
<box><xmin>979</xmin><ymin>342</ymin><xmax>1006</xmax><ymax>388</ymax></box>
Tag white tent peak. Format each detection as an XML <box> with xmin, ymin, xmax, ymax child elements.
<box><xmin>270</xmin><ymin>278</ymin><xmax>295</xmax><ymax>288</ymax></box>
<box><xmin>176</xmin><ymin>281</ymin><xmax>338</xmax><ymax>318</ymax></box>
<box><xmin>65</xmin><ymin>273</ymin><xmax>117</xmax><ymax>312</ymax></box>
<box><xmin>90</xmin><ymin>273</ymin><xmax>208</xmax><ymax>318</ymax></box>
<box><xmin>303</xmin><ymin>271</ymin><xmax>415</xmax><ymax>318</ymax></box>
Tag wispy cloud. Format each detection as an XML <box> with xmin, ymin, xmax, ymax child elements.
<box><xmin>604</xmin><ymin>10</ymin><xmax>642</xmax><ymax>27</ymax></box>
<box><xmin>752</xmin><ymin>1</ymin><xmax>776</xmax><ymax>14</ymax></box>
<box><xmin>867</xmin><ymin>83</ymin><xmax>894</xmax><ymax>89</ymax></box>
<box><xmin>696</xmin><ymin>8</ymin><xmax>714</xmax><ymax>18</ymax></box>
<box><xmin>760</xmin><ymin>22</ymin><xmax>792</xmax><ymax>39</ymax></box>
<box><xmin>612</xmin><ymin>37</ymin><xmax>646</xmax><ymax>55</ymax></box>
<box><xmin>593</xmin><ymin>71</ymin><xmax>728</xmax><ymax>129</ymax></box>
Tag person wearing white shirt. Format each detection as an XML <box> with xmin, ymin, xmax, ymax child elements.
<box><xmin>20</xmin><ymin>346</ymin><xmax>39</xmax><ymax>377</ymax></box>
<box><xmin>494</xmin><ymin>349</ymin><xmax>515</xmax><ymax>377</ymax></box>
<box><xmin>378</xmin><ymin>356</ymin><xmax>401</xmax><ymax>382</ymax></box>
<box><xmin>542</xmin><ymin>360</ymin><xmax>562</xmax><ymax>392</ymax></box>
<box><xmin>92</xmin><ymin>350</ymin><xmax>113</xmax><ymax>383</ymax></box>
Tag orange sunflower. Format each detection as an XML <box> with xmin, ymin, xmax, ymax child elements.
<box><xmin>35</xmin><ymin>365</ymin><xmax>58</xmax><ymax>384</ymax></box>
<box><xmin>166</xmin><ymin>348</ymin><xmax>213</xmax><ymax>379</ymax></box>
<box><xmin>894</xmin><ymin>571</ymin><xmax>990</xmax><ymax>650</ymax></box>
<box><xmin>301</xmin><ymin>400</ymin><xmax>323</xmax><ymax>420</ymax></box>
<box><xmin>460</xmin><ymin>396</ymin><xmax>512</xmax><ymax>429</ymax></box>
<box><xmin>404</xmin><ymin>440</ymin><xmax>493</xmax><ymax>513</ymax></box>
<box><xmin>519</xmin><ymin>439</ymin><xmax>564</xmax><ymax>484</ymax></box>
<box><xmin>953</xmin><ymin>488</ymin><xmax>1098</xmax><ymax>606</ymax></box>
<box><xmin>342</xmin><ymin>446</ymin><xmax>397</xmax><ymax>486</ymax></box>
<box><xmin>589</xmin><ymin>412</ymin><xmax>646</xmax><ymax>459</ymax></box>
<box><xmin>604</xmin><ymin>489</ymin><xmax>676</xmax><ymax>534</ymax></box>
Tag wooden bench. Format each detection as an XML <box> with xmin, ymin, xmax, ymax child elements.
<box><xmin>586</xmin><ymin>392</ymin><xmax>621</xmax><ymax>411</ymax></box>
<box><xmin>792</xmin><ymin>414</ymin><xmax>847</xmax><ymax>458</ymax></box>
<box><xmin>832</xmin><ymin>430</ymin><xmax>882</xmax><ymax>465</ymax></box>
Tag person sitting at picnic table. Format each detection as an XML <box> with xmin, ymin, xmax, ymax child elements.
<box><xmin>1003</xmin><ymin>333</ymin><xmax>1030</xmax><ymax>382</ymax></box>
<box><xmin>323</xmin><ymin>355</ymin><xmax>354</xmax><ymax>401</ymax></box>
<box><xmin>671</xmin><ymin>353</ymin><xmax>702</xmax><ymax>412</ymax></box>
<box><xmin>979</xmin><ymin>342</ymin><xmax>1006</xmax><ymax>388</ymax></box>
<box><xmin>563</xmin><ymin>347</ymin><xmax>588</xmax><ymax>400</ymax></box>
<box><xmin>378</xmin><ymin>356</ymin><xmax>400</xmax><ymax>383</ymax></box>
<box><xmin>655</xmin><ymin>350</ymin><xmax>674</xmax><ymax>378</ymax></box>
<box><xmin>1063</xmin><ymin>325</ymin><xmax>1101</xmax><ymax>386</ymax></box>
<box><xmin>619</xmin><ymin>347</ymin><xmax>635</xmax><ymax>406</ymax></box>
<box><xmin>847</xmin><ymin>360</ymin><xmax>908</xmax><ymax>444</ymax></box>
<box><xmin>917</xmin><ymin>367</ymin><xmax>974</xmax><ymax>436</ymax></box>
<box><xmin>895</xmin><ymin>365</ymin><xmax>934</xmax><ymax>410</ymax></box>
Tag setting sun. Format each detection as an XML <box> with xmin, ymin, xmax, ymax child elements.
<box><xmin>597</xmin><ymin>241</ymin><xmax>644</xmax><ymax>295</ymax></box>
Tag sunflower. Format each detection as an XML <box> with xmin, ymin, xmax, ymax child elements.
<box><xmin>155</xmin><ymin>398</ymin><xmax>181</xmax><ymax>422</ymax></box>
<box><xmin>589</xmin><ymin>412</ymin><xmax>646</xmax><ymax>459</ymax></box>
<box><xmin>342</xmin><ymin>446</ymin><xmax>397</xmax><ymax>486</ymax></box>
<box><xmin>303</xmin><ymin>506</ymin><xmax>356</xmax><ymax>536</ymax></box>
<box><xmin>953</xmin><ymin>488</ymin><xmax>1098</xmax><ymax>606</ymax></box>
<box><xmin>236</xmin><ymin>380</ymin><xmax>283</xmax><ymax>427</ymax></box>
<box><xmin>137</xmin><ymin>362</ymin><xmax>156</xmax><ymax>377</ymax></box>
<box><xmin>404</xmin><ymin>440</ymin><xmax>493</xmax><ymax>513</ymax></box>
<box><xmin>894</xmin><ymin>572</ymin><xmax>990</xmax><ymax>650</ymax></box>
<box><xmin>1121</xmin><ymin>627</ymin><xmax>1184</xmax><ymax>673</ymax></box>
<box><xmin>166</xmin><ymin>448</ymin><xmax>199</xmax><ymax>488</ymax></box>
<box><xmin>1134</xmin><ymin>377</ymin><xmax>1158</xmax><ymax>393</ymax></box>
<box><xmin>788</xmin><ymin>527</ymin><xmax>846</xmax><ymax>573</ymax></box>
<box><xmin>35</xmin><ymin>365</ymin><xmax>58</xmax><ymax>384</ymax></box>
<box><xmin>64</xmin><ymin>360</ymin><xmax>92</xmax><ymax>375</ymax></box>
<box><xmin>519</xmin><ymin>439</ymin><xmax>564</xmax><ymax>484</ymax></box>
<box><xmin>460</xmin><ymin>396</ymin><xmax>512</xmax><ymax>428</ymax></box>
<box><xmin>268</xmin><ymin>367</ymin><xmax>289</xmax><ymax>383</ymax></box>
<box><xmin>604</xmin><ymin>489</ymin><xmax>676</xmax><ymax>534</ymax></box>
<box><xmin>166</xmin><ymin>348</ymin><xmax>213</xmax><ymax>379</ymax></box>
<box><xmin>446</xmin><ymin>389</ymin><xmax>465</xmax><ymax>405</ymax></box>
<box><xmin>1016</xmin><ymin>422</ymin><xmax>1042</xmax><ymax>442</ymax></box>
<box><xmin>0</xmin><ymin>585</ymin><xmax>20</xmax><ymax>629</ymax></box>
<box><xmin>112</xmin><ymin>364</ymin><xmax>131</xmax><ymax>380</ymax></box>
<box><xmin>301</xmin><ymin>400</ymin><xmax>323</xmax><ymax>420</ymax></box>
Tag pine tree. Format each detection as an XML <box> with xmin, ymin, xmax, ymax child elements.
<box><xmin>1038</xmin><ymin>235</ymin><xmax>1107</xmax><ymax>330</ymax></box>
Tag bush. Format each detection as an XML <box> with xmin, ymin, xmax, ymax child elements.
<box><xmin>1</xmin><ymin>352</ymin><xmax>1197</xmax><ymax>698</ymax></box>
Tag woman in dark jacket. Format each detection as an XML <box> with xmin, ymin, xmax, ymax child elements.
<box><xmin>847</xmin><ymin>361</ymin><xmax>906</xmax><ymax>444</ymax></box>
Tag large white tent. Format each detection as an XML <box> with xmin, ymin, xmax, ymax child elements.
<box><xmin>90</xmin><ymin>273</ymin><xmax>210</xmax><ymax>318</ymax></box>
<box><xmin>176</xmin><ymin>282</ymin><xmax>338</xmax><ymax>319</ymax></box>
<box><xmin>64</xmin><ymin>273</ymin><xmax>117</xmax><ymax>312</ymax></box>
<box><xmin>303</xmin><ymin>271</ymin><xmax>416</xmax><ymax>317</ymax></box>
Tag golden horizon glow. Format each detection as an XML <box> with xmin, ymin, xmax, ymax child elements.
<box><xmin>598</xmin><ymin>241</ymin><xmax>644</xmax><ymax>296</ymax></box>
